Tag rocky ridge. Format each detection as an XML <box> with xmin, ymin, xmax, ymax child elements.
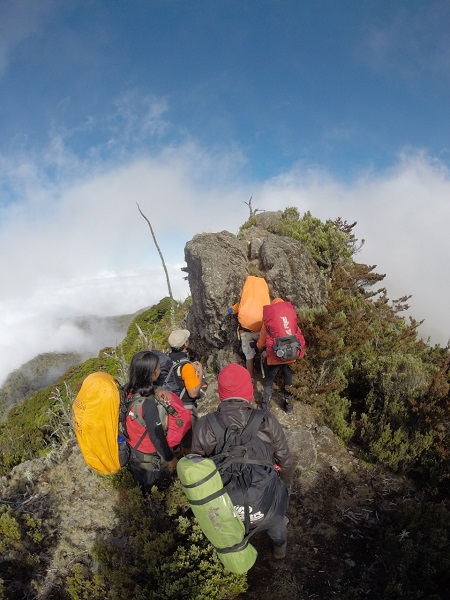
<box><xmin>0</xmin><ymin>213</ymin><xmax>414</xmax><ymax>599</ymax></box>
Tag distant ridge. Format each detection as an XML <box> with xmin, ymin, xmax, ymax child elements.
<box><xmin>0</xmin><ymin>308</ymin><xmax>147</xmax><ymax>418</ymax></box>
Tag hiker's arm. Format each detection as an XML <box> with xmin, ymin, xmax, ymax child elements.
<box><xmin>257</xmin><ymin>325</ymin><xmax>267</xmax><ymax>351</ymax></box>
<box><xmin>191</xmin><ymin>416</ymin><xmax>216</xmax><ymax>456</ymax></box>
<box><xmin>142</xmin><ymin>400</ymin><xmax>174</xmax><ymax>462</ymax></box>
<box><xmin>227</xmin><ymin>302</ymin><xmax>239</xmax><ymax>315</ymax></box>
<box><xmin>267</xmin><ymin>415</ymin><xmax>293</xmax><ymax>486</ymax></box>
<box><xmin>182</xmin><ymin>362</ymin><xmax>202</xmax><ymax>399</ymax></box>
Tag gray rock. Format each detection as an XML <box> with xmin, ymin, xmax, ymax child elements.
<box><xmin>259</xmin><ymin>234</ymin><xmax>327</xmax><ymax>309</ymax></box>
<box><xmin>285</xmin><ymin>428</ymin><xmax>317</xmax><ymax>472</ymax></box>
<box><xmin>184</xmin><ymin>222</ymin><xmax>327</xmax><ymax>367</ymax></box>
<box><xmin>185</xmin><ymin>231</ymin><xmax>248</xmax><ymax>363</ymax></box>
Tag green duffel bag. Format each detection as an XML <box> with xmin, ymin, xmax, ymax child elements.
<box><xmin>177</xmin><ymin>455</ymin><xmax>257</xmax><ymax>574</ymax></box>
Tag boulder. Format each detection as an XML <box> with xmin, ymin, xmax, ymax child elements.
<box><xmin>184</xmin><ymin>219</ymin><xmax>327</xmax><ymax>367</ymax></box>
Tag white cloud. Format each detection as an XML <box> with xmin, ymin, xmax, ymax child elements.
<box><xmin>0</xmin><ymin>265</ymin><xmax>190</xmax><ymax>385</ymax></box>
<box><xmin>1</xmin><ymin>136</ymin><xmax>449</xmax><ymax>386</ymax></box>
<box><xmin>254</xmin><ymin>152</ymin><xmax>450</xmax><ymax>347</ymax></box>
<box><xmin>0</xmin><ymin>141</ymin><xmax>249</xmax><ymax>384</ymax></box>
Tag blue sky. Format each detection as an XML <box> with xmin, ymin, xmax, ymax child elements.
<box><xmin>1</xmin><ymin>0</ymin><xmax>450</xmax><ymax>383</ymax></box>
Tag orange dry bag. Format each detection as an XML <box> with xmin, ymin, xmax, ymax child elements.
<box><xmin>237</xmin><ymin>276</ymin><xmax>270</xmax><ymax>332</ymax></box>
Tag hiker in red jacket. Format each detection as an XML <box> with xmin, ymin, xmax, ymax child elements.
<box><xmin>257</xmin><ymin>298</ymin><xmax>305</xmax><ymax>413</ymax></box>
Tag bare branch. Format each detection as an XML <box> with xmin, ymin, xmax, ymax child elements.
<box><xmin>136</xmin><ymin>323</ymin><xmax>149</xmax><ymax>347</ymax></box>
<box><xmin>137</xmin><ymin>202</ymin><xmax>175</xmax><ymax>327</ymax></box>
<box><xmin>47</xmin><ymin>383</ymin><xmax>76</xmax><ymax>444</ymax></box>
<box><xmin>243</xmin><ymin>195</ymin><xmax>264</xmax><ymax>218</ymax></box>
<box><xmin>103</xmin><ymin>344</ymin><xmax>129</xmax><ymax>385</ymax></box>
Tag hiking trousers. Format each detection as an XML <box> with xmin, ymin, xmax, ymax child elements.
<box><xmin>130</xmin><ymin>451</ymin><xmax>161</xmax><ymax>494</ymax></box>
<box><xmin>261</xmin><ymin>514</ymin><xmax>288</xmax><ymax>547</ymax></box>
<box><xmin>262</xmin><ymin>364</ymin><xmax>293</xmax><ymax>408</ymax></box>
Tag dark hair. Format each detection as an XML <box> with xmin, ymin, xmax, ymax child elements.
<box><xmin>124</xmin><ymin>351</ymin><xmax>160</xmax><ymax>397</ymax></box>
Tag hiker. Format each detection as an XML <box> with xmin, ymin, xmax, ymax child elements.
<box><xmin>167</xmin><ymin>328</ymin><xmax>205</xmax><ymax>425</ymax></box>
<box><xmin>257</xmin><ymin>298</ymin><xmax>305</xmax><ymax>413</ymax></box>
<box><xmin>191</xmin><ymin>362</ymin><xmax>293</xmax><ymax>560</ymax></box>
<box><xmin>124</xmin><ymin>350</ymin><xmax>186</xmax><ymax>494</ymax></box>
<box><xmin>228</xmin><ymin>275</ymin><xmax>270</xmax><ymax>378</ymax></box>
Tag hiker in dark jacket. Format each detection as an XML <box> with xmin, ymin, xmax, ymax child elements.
<box><xmin>168</xmin><ymin>328</ymin><xmax>205</xmax><ymax>420</ymax></box>
<box><xmin>191</xmin><ymin>362</ymin><xmax>293</xmax><ymax>560</ymax></box>
<box><xmin>124</xmin><ymin>351</ymin><xmax>178</xmax><ymax>494</ymax></box>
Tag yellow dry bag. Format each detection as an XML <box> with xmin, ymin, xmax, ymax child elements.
<box><xmin>72</xmin><ymin>372</ymin><xmax>122</xmax><ymax>475</ymax></box>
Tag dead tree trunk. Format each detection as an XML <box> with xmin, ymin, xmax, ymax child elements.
<box><xmin>137</xmin><ymin>203</ymin><xmax>175</xmax><ymax>328</ymax></box>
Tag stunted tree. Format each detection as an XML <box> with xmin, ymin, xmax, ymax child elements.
<box><xmin>137</xmin><ymin>203</ymin><xmax>175</xmax><ymax>328</ymax></box>
<box><xmin>244</xmin><ymin>195</ymin><xmax>264</xmax><ymax>218</ymax></box>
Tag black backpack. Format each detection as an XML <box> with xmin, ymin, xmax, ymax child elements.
<box><xmin>272</xmin><ymin>335</ymin><xmax>302</xmax><ymax>361</ymax></box>
<box><xmin>207</xmin><ymin>409</ymin><xmax>282</xmax><ymax>535</ymax></box>
<box><xmin>153</xmin><ymin>350</ymin><xmax>186</xmax><ymax>396</ymax></box>
<box><xmin>155</xmin><ymin>351</ymin><xmax>208</xmax><ymax>402</ymax></box>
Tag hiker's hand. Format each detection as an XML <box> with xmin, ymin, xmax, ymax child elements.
<box><xmin>155</xmin><ymin>387</ymin><xmax>171</xmax><ymax>403</ymax></box>
<box><xmin>262</xmin><ymin>350</ymin><xmax>267</xmax><ymax>359</ymax></box>
<box><xmin>193</xmin><ymin>361</ymin><xmax>203</xmax><ymax>376</ymax></box>
<box><xmin>167</xmin><ymin>457</ymin><xmax>178</xmax><ymax>472</ymax></box>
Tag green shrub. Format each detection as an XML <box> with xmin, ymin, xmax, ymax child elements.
<box><xmin>269</xmin><ymin>207</ymin><xmax>357</xmax><ymax>269</ymax></box>
<box><xmin>65</xmin><ymin>481</ymin><xmax>247</xmax><ymax>600</ymax></box>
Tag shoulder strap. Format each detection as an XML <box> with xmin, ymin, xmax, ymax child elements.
<box><xmin>127</xmin><ymin>394</ymin><xmax>147</xmax><ymax>428</ymax></box>
<box><xmin>207</xmin><ymin>412</ymin><xmax>228</xmax><ymax>453</ymax></box>
<box><xmin>240</xmin><ymin>408</ymin><xmax>265</xmax><ymax>442</ymax></box>
<box><xmin>210</xmin><ymin>409</ymin><xmax>274</xmax><ymax>470</ymax></box>
<box><xmin>163</xmin><ymin>358</ymin><xmax>190</xmax><ymax>398</ymax></box>
<box><xmin>128</xmin><ymin>394</ymin><xmax>168</xmax><ymax>430</ymax></box>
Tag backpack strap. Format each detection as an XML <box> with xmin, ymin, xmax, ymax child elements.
<box><xmin>207</xmin><ymin>411</ymin><xmax>227</xmax><ymax>452</ymax></box>
<box><xmin>131</xmin><ymin>430</ymin><xmax>148</xmax><ymax>454</ymax></box>
<box><xmin>209</xmin><ymin>409</ymin><xmax>275</xmax><ymax>469</ymax></box>
<box><xmin>163</xmin><ymin>358</ymin><xmax>190</xmax><ymax>399</ymax></box>
<box><xmin>127</xmin><ymin>394</ymin><xmax>147</xmax><ymax>428</ymax></box>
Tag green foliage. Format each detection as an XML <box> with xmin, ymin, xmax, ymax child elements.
<box><xmin>269</xmin><ymin>208</ymin><xmax>358</xmax><ymax>269</ymax></box>
<box><xmin>23</xmin><ymin>514</ymin><xmax>45</xmax><ymax>544</ymax></box>
<box><xmin>66</xmin><ymin>564</ymin><xmax>107</xmax><ymax>600</ymax></box>
<box><xmin>65</xmin><ymin>481</ymin><xmax>247</xmax><ymax>600</ymax></box>
<box><xmin>0</xmin><ymin>297</ymin><xmax>190</xmax><ymax>475</ymax></box>
<box><xmin>238</xmin><ymin>215</ymin><xmax>257</xmax><ymax>231</ymax></box>
<box><xmin>0</xmin><ymin>504</ymin><xmax>45</xmax><ymax>598</ymax></box>
<box><xmin>314</xmin><ymin>390</ymin><xmax>354</xmax><ymax>441</ymax></box>
<box><xmin>289</xmin><ymin>252</ymin><xmax>448</xmax><ymax>488</ymax></box>
<box><xmin>0</xmin><ymin>506</ymin><xmax>21</xmax><ymax>549</ymax></box>
<box><xmin>356</xmin><ymin>353</ymin><xmax>437</xmax><ymax>470</ymax></box>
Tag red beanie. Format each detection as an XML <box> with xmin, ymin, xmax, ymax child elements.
<box><xmin>218</xmin><ymin>363</ymin><xmax>253</xmax><ymax>402</ymax></box>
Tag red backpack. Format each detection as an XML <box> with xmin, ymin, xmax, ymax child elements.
<box><xmin>263</xmin><ymin>301</ymin><xmax>305</xmax><ymax>362</ymax></box>
<box><xmin>126</xmin><ymin>391</ymin><xmax>192</xmax><ymax>453</ymax></box>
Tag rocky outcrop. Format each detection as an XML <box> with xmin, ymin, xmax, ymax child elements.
<box><xmin>184</xmin><ymin>213</ymin><xmax>327</xmax><ymax>367</ymax></box>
